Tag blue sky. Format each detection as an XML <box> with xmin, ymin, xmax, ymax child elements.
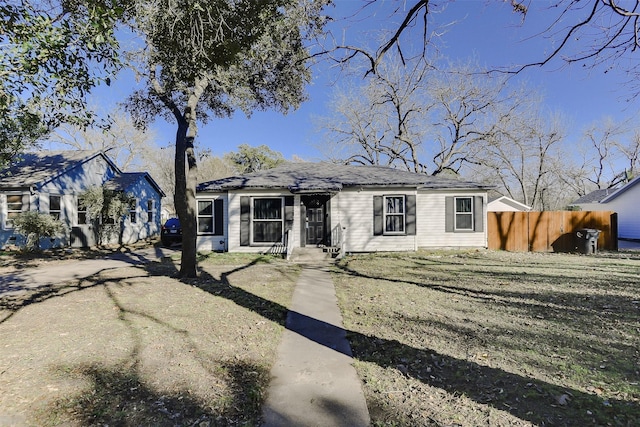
<box><xmin>97</xmin><ymin>1</ymin><xmax>640</xmax><ymax>162</ymax></box>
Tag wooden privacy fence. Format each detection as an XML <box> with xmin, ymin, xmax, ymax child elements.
<box><xmin>488</xmin><ymin>211</ymin><xmax>618</xmax><ymax>252</ymax></box>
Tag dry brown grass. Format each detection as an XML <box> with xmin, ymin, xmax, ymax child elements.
<box><xmin>0</xmin><ymin>253</ymin><xmax>299</xmax><ymax>426</ymax></box>
<box><xmin>3</xmin><ymin>247</ymin><xmax>639</xmax><ymax>426</ymax></box>
<box><xmin>332</xmin><ymin>250</ymin><xmax>640</xmax><ymax>426</ymax></box>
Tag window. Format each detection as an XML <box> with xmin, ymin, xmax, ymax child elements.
<box><xmin>6</xmin><ymin>194</ymin><xmax>23</xmax><ymax>229</ymax></box>
<box><xmin>455</xmin><ymin>197</ymin><xmax>473</xmax><ymax>230</ymax></box>
<box><xmin>373</xmin><ymin>195</ymin><xmax>416</xmax><ymax>236</ymax></box>
<box><xmin>384</xmin><ymin>196</ymin><xmax>405</xmax><ymax>233</ymax></box>
<box><xmin>147</xmin><ymin>199</ymin><xmax>155</xmax><ymax>223</ymax></box>
<box><xmin>49</xmin><ymin>195</ymin><xmax>61</xmax><ymax>220</ymax></box>
<box><xmin>252</xmin><ymin>198</ymin><xmax>283</xmax><ymax>243</ymax></box>
<box><xmin>198</xmin><ymin>200</ymin><xmax>213</xmax><ymax>233</ymax></box>
<box><xmin>129</xmin><ymin>199</ymin><xmax>137</xmax><ymax>223</ymax></box>
<box><xmin>77</xmin><ymin>197</ymin><xmax>88</xmax><ymax>225</ymax></box>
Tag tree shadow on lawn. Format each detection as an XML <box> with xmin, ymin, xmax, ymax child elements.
<box><xmin>337</xmin><ymin>256</ymin><xmax>639</xmax><ymax>337</ymax></box>
<box><xmin>5</xmin><ymin>256</ymin><xmax>637</xmax><ymax>425</ymax></box>
<box><xmin>2</xmin><ymin>259</ymin><xmax>277</xmax><ymax>426</ymax></box>
<box><xmin>0</xmin><ymin>269</ymin><xmax>150</xmax><ymax>325</ymax></box>
<box><xmin>0</xmin><ymin>249</ymin><xmax>173</xmax><ymax>324</ymax></box>
<box><xmin>179</xmin><ymin>261</ymin><xmax>639</xmax><ymax>425</ymax></box>
<box><xmin>331</xmin><ymin>260</ymin><xmax>639</xmax><ymax>425</ymax></box>
<box><xmin>42</xmin><ymin>360</ymin><xmax>268</xmax><ymax>427</ymax></box>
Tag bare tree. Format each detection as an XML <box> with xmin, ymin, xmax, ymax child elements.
<box><xmin>582</xmin><ymin>119</ymin><xmax>625</xmax><ymax>190</ymax></box>
<box><xmin>319</xmin><ymin>55</ymin><xmax>433</xmax><ymax>172</ymax></box>
<box><xmin>613</xmin><ymin>131</ymin><xmax>640</xmax><ymax>181</ymax></box>
<box><xmin>427</xmin><ymin>63</ymin><xmax>520</xmax><ymax>176</ymax></box>
<box><xmin>141</xmin><ymin>144</ymin><xmax>237</xmax><ymax>218</ymax></box>
<box><xmin>327</xmin><ymin>0</ymin><xmax>640</xmax><ymax>92</ymax></box>
<box><xmin>140</xmin><ymin>143</ymin><xmax>175</xmax><ymax>215</ymax></box>
<box><xmin>48</xmin><ymin>108</ymin><xmax>156</xmax><ymax>171</ymax></box>
<box><xmin>474</xmin><ymin>104</ymin><xmax>567</xmax><ymax>210</ymax></box>
<box><xmin>320</xmin><ymin>57</ymin><xmax>525</xmax><ymax>176</ymax></box>
<box><xmin>559</xmin><ymin>118</ymin><xmax>640</xmax><ymax>197</ymax></box>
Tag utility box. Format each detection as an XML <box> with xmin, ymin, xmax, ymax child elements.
<box><xmin>576</xmin><ymin>228</ymin><xmax>601</xmax><ymax>254</ymax></box>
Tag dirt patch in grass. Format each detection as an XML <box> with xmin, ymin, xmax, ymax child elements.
<box><xmin>0</xmin><ymin>253</ymin><xmax>299</xmax><ymax>426</ymax></box>
<box><xmin>333</xmin><ymin>250</ymin><xmax>640</xmax><ymax>426</ymax></box>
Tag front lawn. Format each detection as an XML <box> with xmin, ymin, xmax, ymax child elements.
<box><xmin>333</xmin><ymin>250</ymin><xmax>640</xmax><ymax>426</ymax></box>
<box><xmin>0</xmin><ymin>253</ymin><xmax>298</xmax><ymax>426</ymax></box>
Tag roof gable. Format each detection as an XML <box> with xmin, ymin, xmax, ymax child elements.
<box><xmin>198</xmin><ymin>162</ymin><xmax>489</xmax><ymax>192</ymax></box>
<box><xmin>572</xmin><ymin>176</ymin><xmax>640</xmax><ymax>205</ymax></box>
<box><xmin>105</xmin><ymin>172</ymin><xmax>166</xmax><ymax>197</ymax></box>
<box><xmin>488</xmin><ymin>195</ymin><xmax>531</xmax><ymax>211</ymax></box>
<box><xmin>0</xmin><ymin>150</ymin><xmax>120</xmax><ymax>190</ymax></box>
<box><xmin>601</xmin><ymin>175</ymin><xmax>640</xmax><ymax>203</ymax></box>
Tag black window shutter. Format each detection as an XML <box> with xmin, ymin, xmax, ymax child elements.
<box><xmin>284</xmin><ymin>196</ymin><xmax>294</xmax><ymax>232</ymax></box>
<box><xmin>406</xmin><ymin>195</ymin><xmax>416</xmax><ymax>235</ymax></box>
<box><xmin>300</xmin><ymin>203</ymin><xmax>306</xmax><ymax>247</ymax></box>
<box><xmin>214</xmin><ymin>199</ymin><xmax>224</xmax><ymax>236</ymax></box>
<box><xmin>474</xmin><ymin>195</ymin><xmax>484</xmax><ymax>232</ymax></box>
<box><xmin>325</xmin><ymin>198</ymin><xmax>331</xmax><ymax>245</ymax></box>
<box><xmin>373</xmin><ymin>196</ymin><xmax>383</xmax><ymax>235</ymax></box>
<box><xmin>445</xmin><ymin>196</ymin><xmax>454</xmax><ymax>232</ymax></box>
<box><xmin>240</xmin><ymin>196</ymin><xmax>250</xmax><ymax>246</ymax></box>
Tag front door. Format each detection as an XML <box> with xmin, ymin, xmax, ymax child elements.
<box><xmin>306</xmin><ymin>205</ymin><xmax>324</xmax><ymax>245</ymax></box>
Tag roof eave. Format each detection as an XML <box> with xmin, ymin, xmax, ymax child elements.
<box><xmin>601</xmin><ymin>175</ymin><xmax>640</xmax><ymax>203</ymax></box>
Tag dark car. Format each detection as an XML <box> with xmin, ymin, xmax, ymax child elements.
<box><xmin>161</xmin><ymin>218</ymin><xmax>182</xmax><ymax>246</ymax></box>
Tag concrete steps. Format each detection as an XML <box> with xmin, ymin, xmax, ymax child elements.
<box><xmin>289</xmin><ymin>247</ymin><xmax>335</xmax><ymax>263</ymax></box>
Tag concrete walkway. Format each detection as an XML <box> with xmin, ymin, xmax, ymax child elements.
<box><xmin>261</xmin><ymin>262</ymin><xmax>370</xmax><ymax>427</ymax></box>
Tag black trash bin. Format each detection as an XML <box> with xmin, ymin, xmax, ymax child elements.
<box><xmin>576</xmin><ymin>228</ymin><xmax>601</xmax><ymax>254</ymax></box>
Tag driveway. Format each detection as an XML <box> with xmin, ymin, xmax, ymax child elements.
<box><xmin>0</xmin><ymin>245</ymin><xmax>180</xmax><ymax>296</ymax></box>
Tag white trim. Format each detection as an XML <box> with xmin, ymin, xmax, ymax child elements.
<box><xmin>129</xmin><ymin>198</ymin><xmax>138</xmax><ymax>224</ymax></box>
<box><xmin>4</xmin><ymin>192</ymin><xmax>27</xmax><ymax>230</ymax></box>
<box><xmin>601</xmin><ymin>175</ymin><xmax>640</xmax><ymax>203</ymax></box>
<box><xmin>197</xmin><ymin>199</ymin><xmax>214</xmax><ymax>234</ymax></box>
<box><xmin>76</xmin><ymin>196</ymin><xmax>89</xmax><ymax>226</ymax></box>
<box><xmin>454</xmin><ymin>196</ymin><xmax>474</xmax><ymax>231</ymax></box>
<box><xmin>251</xmin><ymin>196</ymin><xmax>284</xmax><ymax>245</ymax></box>
<box><xmin>146</xmin><ymin>199</ymin><xmax>156</xmax><ymax>223</ymax></box>
<box><xmin>488</xmin><ymin>195</ymin><xmax>532</xmax><ymax>212</ymax></box>
<box><xmin>383</xmin><ymin>195</ymin><xmax>406</xmax><ymax>235</ymax></box>
<box><xmin>0</xmin><ymin>194</ymin><xmax>5</xmax><ymax>230</ymax></box>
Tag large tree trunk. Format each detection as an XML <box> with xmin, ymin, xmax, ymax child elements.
<box><xmin>174</xmin><ymin>116</ymin><xmax>198</xmax><ymax>278</ymax></box>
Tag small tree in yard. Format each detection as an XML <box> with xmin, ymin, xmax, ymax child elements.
<box><xmin>80</xmin><ymin>186</ymin><xmax>133</xmax><ymax>246</ymax></box>
<box><xmin>12</xmin><ymin>212</ymin><xmax>63</xmax><ymax>252</ymax></box>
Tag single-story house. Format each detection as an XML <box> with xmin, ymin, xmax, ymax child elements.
<box><xmin>195</xmin><ymin>162</ymin><xmax>490</xmax><ymax>256</ymax></box>
<box><xmin>0</xmin><ymin>150</ymin><xmax>165</xmax><ymax>249</ymax></box>
<box><xmin>488</xmin><ymin>195</ymin><xmax>532</xmax><ymax>212</ymax></box>
<box><xmin>570</xmin><ymin>176</ymin><xmax>640</xmax><ymax>240</ymax></box>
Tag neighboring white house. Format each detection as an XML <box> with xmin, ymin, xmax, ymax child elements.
<box><xmin>0</xmin><ymin>150</ymin><xmax>165</xmax><ymax>248</ymax></box>
<box><xmin>195</xmin><ymin>163</ymin><xmax>490</xmax><ymax>256</ymax></box>
<box><xmin>488</xmin><ymin>195</ymin><xmax>532</xmax><ymax>212</ymax></box>
<box><xmin>570</xmin><ymin>176</ymin><xmax>640</xmax><ymax>240</ymax></box>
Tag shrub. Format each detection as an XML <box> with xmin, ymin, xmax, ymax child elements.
<box><xmin>12</xmin><ymin>211</ymin><xmax>63</xmax><ymax>251</ymax></box>
<box><xmin>79</xmin><ymin>186</ymin><xmax>133</xmax><ymax>245</ymax></box>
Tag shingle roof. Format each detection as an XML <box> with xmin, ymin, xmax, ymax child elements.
<box><xmin>601</xmin><ymin>175</ymin><xmax>640</xmax><ymax>202</ymax></box>
<box><xmin>571</xmin><ymin>188</ymin><xmax>613</xmax><ymax>204</ymax></box>
<box><xmin>0</xmin><ymin>150</ymin><xmax>112</xmax><ymax>189</ymax></box>
<box><xmin>572</xmin><ymin>176</ymin><xmax>640</xmax><ymax>204</ymax></box>
<box><xmin>197</xmin><ymin>162</ymin><xmax>489</xmax><ymax>192</ymax></box>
